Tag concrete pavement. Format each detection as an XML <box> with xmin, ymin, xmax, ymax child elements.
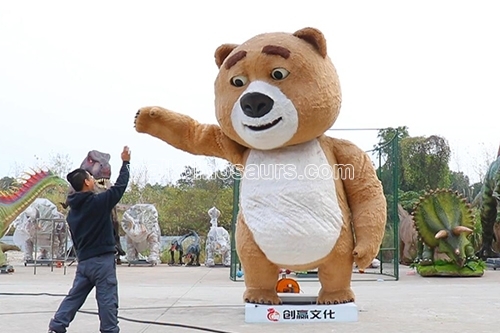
<box><xmin>1</xmin><ymin>261</ymin><xmax>499</xmax><ymax>333</ymax></box>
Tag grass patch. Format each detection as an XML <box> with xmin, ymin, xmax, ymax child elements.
<box><xmin>413</xmin><ymin>259</ymin><xmax>486</xmax><ymax>277</ymax></box>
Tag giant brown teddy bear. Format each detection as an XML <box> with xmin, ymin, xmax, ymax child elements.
<box><xmin>134</xmin><ymin>27</ymin><xmax>387</xmax><ymax>305</ymax></box>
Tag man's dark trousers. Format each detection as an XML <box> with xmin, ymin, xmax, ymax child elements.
<box><xmin>49</xmin><ymin>253</ymin><xmax>119</xmax><ymax>333</ymax></box>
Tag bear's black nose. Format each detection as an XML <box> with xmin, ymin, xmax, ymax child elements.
<box><xmin>240</xmin><ymin>92</ymin><xmax>274</xmax><ymax>118</ymax></box>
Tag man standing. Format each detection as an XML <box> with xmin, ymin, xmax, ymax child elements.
<box><xmin>48</xmin><ymin>146</ymin><xmax>131</xmax><ymax>333</ymax></box>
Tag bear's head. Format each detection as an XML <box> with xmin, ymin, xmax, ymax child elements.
<box><xmin>214</xmin><ymin>27</ymin><xmax>341</xmax><ymax>150</ymax></box>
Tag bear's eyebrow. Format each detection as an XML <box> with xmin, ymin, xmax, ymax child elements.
<box><xmin>225</xmin><ymin>50</ymin><xmax>247</xmax><ymax>69</ymax></box>
<box><xmin>262</xmin><ymin>45</ymin><xmax>291</xmax><ymax>59</ymax></box>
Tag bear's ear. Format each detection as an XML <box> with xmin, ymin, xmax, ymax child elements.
<box><xmin>293</xmin><ymin>27</ymin><xmax>327</xmax><ymax>58</ymax></box>
<box><xmin>214</xmin><ymin>43</ymin><xmax>239</xmax><ymax>69</ymax></box>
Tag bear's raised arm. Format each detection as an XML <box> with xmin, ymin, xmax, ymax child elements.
<box><xmin>134</xmin><ymin>106</ymin><xmax>246</xmax><ymax>163</ymax></box>
<box><xmin>329</xmin><ymin>137</ymin><xmax>387</xmax><ymax>269</ymax></box>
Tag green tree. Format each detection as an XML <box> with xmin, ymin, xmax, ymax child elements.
<box><xmin>176</xmin><ymin>166</ymin><xmax>202</xmax><ymax>188</ymax></box>
<box><xmin>400</xmin><ymin>135</ymin><xmax>451</xmax><ymax>191</ymax></box>
<box><xmin>373</xmin><ymin>126</ymin><xmax>409</xmax><ymax>195</ymax></box>
<box><xmin>120</xmin><ymin>164</ymin><xmax>235</xmax><ymax>238</ymax></box>
<box><xmin>0</xmin><ymin>176</ymin><xmax>20</xmax><ymax>191</ymax></box>
<box><xmin>449</xmin><ymin>171</ymin><xmax>471</xmax><ymax>199</ymax></box>
<box><xmin>374</xmin><ymin>126</ymin><xmax>409</xmax><ymax>158</ymax></box>
<box><xmin>209</xmin><ymin>163</ymin><xmax>237</xmax><ymax>189</ymax></box>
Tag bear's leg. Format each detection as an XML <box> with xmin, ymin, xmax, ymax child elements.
<box><xmin>317</xmin><ymin>254</ymin><xmax>355</xmax><ymax>304</ymax></box>
<box><xmin>317</xmin><ymin>227</ymin><xmax>356</xmax><ymax>305</ymax></box>
<box><xmin>236</xmin><ymin>217</ymin><xmax>281</xmax><ymax>305</ymax></box>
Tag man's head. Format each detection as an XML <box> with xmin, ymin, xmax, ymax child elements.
<box><xmin>66</xmin><ymin>168</ymin><xmax>95</xmax><ymax>192</ymax></box>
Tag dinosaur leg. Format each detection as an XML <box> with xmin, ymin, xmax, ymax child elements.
<box><xmin>236</xmin><ymin>217</ymin><xmax>281</xmax><ymax>305</ymax></box>
<box><xmin>205</xmin><ymin>244</ymin><xmax>215</xmax><ymax>267</ymax></box>
<box><xmin>125</xmin><ymin>236</ymin><xmax>137</xmax><ymax>262</ymax></box>
<box><xmin>403</xmin><ymin>243</ymin><xmax>413</xmax><ymax>265</ymax></box>
<box><xmin>25</xmin><ymin>239</ymin><xmax>34</xmax><ymax>261</ymax></box>
<box><xmin>399</xmin><ymin>239</ymin><xmax>405</xmax><ymax>264</ymax></box>
<box><xmin>415</xmin><ymin>238</ymin><xmax>424</xmax><ymax>263</ymax></box>
<box><xmin>178</xmin><ymin>250</ymin><xmax>184</xmax><ymax>265</ymax></box>
<box><xmin>465</xmin><ymin>243</ymin><xmax>478</xmax><ymax>262</ymax></box>
<box><xmin>147</xmin><ymin>232</ymin><xmax>160</xmax><ymax>265</ymax></box>
<box><xmin>168</xmin><ymin>250</ymin><xmax>174</xmax><ymax>265</ymax></box>
<box><xmin>0</xmin><ymin>248</ymin><xmax>5</xmax><ymax>267</ymax></box>
<box><xmin>112</xmin><ymin>215</ymin><xmax>125</xmax><ymax>257</ymax></box>
<box><xmin>477</xmin><ymin>185</ymin><xmax>499</xmax><ymax>259</ymax></box>
<box><xmin>420</xmin><ymin>244</ymin><xmax>434</xmax><ymax>266</ymax></box>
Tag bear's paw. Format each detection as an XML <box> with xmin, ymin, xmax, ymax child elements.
<box><xmin>243</xmin><ymin>288</ymin><xmax>282</xmax><ymax>305</ymax></box>
<box><xmin>317</xmin><ymin>288</ymin><xmax>355</xmax><ymax>305</ymax></box>
<box><xmin>134</xmin><ymin>106</ymin><xmax>162</xmax><ymax>132</ymax></box>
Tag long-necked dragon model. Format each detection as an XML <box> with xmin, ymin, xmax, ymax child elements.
<box><xmin>475</xmin><ymin>146</ymin><xmax>500</xmax><ymax>260</ymax></box>
<box><xmin>412</xmin><ymin>189</ymin><xmax>484</xmax><ymax>277</ymax></box>
<box><xmin>0</xmin><ymin>170</ymin><xmax>67</xmax><ymax>270</ymax></box>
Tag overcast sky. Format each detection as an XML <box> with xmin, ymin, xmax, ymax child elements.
<box><xmin>1</xmin><ymin>0</ymin><xmax>498</xmax><ymax>185</ymax></box>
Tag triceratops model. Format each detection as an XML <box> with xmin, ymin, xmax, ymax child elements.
<box><xmin>120</xmin><ymin>204</ymin><xmax>161</xmax><ymax>266</ymax></box>
<box><xmin>412</xmin><ymin>189</ymin><xmax>484</xmax><ymax>277</ymax></box>
<box><xmin>205</xmin><ymin>206</ymin><xmax>231</xmax><ymax>267</ymax></box>
<box><xmin>62</xmin><ymin>150</ymin><xmax>126</xmax><ymax>262</ymax></box>
<box><xmin>0</xmin><ymin>170</ymin><xmax>67</xmax><ymax>271</ymax></box>
<box><xmin>475</xmin><ymin>147</ymin><xmax>500</xmax><ymax>260</ymax></box>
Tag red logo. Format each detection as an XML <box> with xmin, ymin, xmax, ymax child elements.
<box><xmin>267</xmin><ymin>308</ymin><xmax>280</xmax><ymax>322</ymax></box>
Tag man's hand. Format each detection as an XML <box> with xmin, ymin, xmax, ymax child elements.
<box><xmin>121</xmin><ymin>146</ymin><xmax>131</xmax><ymax>162</ymax></box>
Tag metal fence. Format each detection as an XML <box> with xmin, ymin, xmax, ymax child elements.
<box><xmin>229</xmin><ymin>128</ymin><xmax>401</xmax><ymax>281</ymax></box>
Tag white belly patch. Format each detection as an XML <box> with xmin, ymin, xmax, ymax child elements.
<box><xmin>240</xmin><ymin>139</ymin><xmax>344</xmax><ymax>266</ymax></box>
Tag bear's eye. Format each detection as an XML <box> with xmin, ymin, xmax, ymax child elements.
<box><xmin>230</xmin><ymin>75</ymin><xmax>248</xmax><ymax>87</ymax></box>
<box><xmin>271</xmin><ymin>68</ymin><xmax>290</xmax><ymax>80</ymax></box>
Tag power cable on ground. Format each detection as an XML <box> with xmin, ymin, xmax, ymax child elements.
<box><xmin>0</xmin><ymin>292</ymin><xmax>238</xmax><ymax>333</ymax></box>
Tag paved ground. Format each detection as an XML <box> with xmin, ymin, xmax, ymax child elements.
<box><xmin>1</xmin><ymin>257</ymin><xmax>500</xmax><ymax>333</ymax></box>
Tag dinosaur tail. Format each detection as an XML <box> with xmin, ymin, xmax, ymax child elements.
<box><xmin>0</xmin><ymin>243</ymin><xmax>20</xmax><ymax>252</ymax></box>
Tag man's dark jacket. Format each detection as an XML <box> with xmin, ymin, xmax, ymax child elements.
<box><xmin>66</xmin><ymin>161</ymin><xmax>130</xmax><ymax>261</ymax></box>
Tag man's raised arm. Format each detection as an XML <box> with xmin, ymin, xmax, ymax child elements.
<box><xmin>96</xmin><ymin>146</ymin><xmax>131</xmax><ymax>208</ymax></box>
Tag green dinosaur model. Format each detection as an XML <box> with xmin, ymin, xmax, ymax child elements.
<box><xmin>476</xmin><ymin>150</ymin><xmax>500</xmax><ymax>260</ymax></box>
<box><xmin>412</xmin><ymin>189</ymin><xmax>484</xmax><ymax>277</ymax></box>
<box><xmin>0</xmin><ymin>170</ymin><xmax>67</xmax><ymax>270</ymax></box>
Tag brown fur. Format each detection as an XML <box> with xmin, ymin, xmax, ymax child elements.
<box><xmin>134</xmin><ymin>27</ymin><xmax>386</xmax><ymax>305</ymax></box>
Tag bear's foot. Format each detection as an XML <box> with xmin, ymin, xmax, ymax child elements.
<box><xmin>317</xmin><ymin>288</ymin><xmax>355</xmax><ymax>305</ymax></box>
<box><xmin>244</xmin><ymin>288</ymin><xmax>282</xmax><ymax>305</ymax></box>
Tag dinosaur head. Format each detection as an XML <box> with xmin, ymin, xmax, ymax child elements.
<box><xmin>434</xmin><ymin>226</ymin><xmax>473</xmax><ymax>268</ymax></box>
<box><xmin>80</xmin><ymin>150</ymin><xmax>111</xmax><ymax>186</ymax></box>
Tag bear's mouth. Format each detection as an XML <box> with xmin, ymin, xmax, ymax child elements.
<box><xmin>245</xmin><ymin>117</ymin><xmax>282</xmax><ymax>131</ymax></box>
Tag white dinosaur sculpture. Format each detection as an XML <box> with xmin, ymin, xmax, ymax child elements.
<box><xmin>12</xmin><ymin>198</ymin><xmax>68</xmax><ymax>261</ymax></box>
<box><xmin>121</xmin><ymin>204</ymin><xmax>161</xmax><ymax>265</ymax></box>
<box><xmin>205</xmin><ymin>206</ymin><xmax>231</xmax><ymax>267</ymax></box>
